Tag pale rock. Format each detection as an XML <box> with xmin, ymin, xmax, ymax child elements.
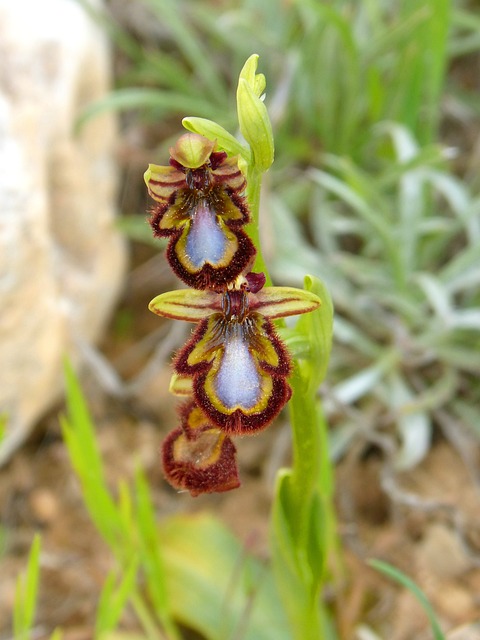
<box><xmin>0</xmin><ymin>0</ymin><xmax>127</xmax><ymax>464</ymax></box>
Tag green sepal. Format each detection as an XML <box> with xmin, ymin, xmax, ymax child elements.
<box><xmin>169</xmin><ymin>133</ymin><xmax>216</xmax><ymax>169</ymax></box>
<box><xmin>254</xmin><ymin>286</ymin><xmax>321</xmax><ymax>319</ymax></box>
<box><xmin>182</xmin><ymin>116</ymin><xmax>250</xmax><ymax>162</ymax></box>
<box><xmin>144</xmin><ymin>163</ymin><xmax>179</xmax><ymax>202</ymax></box>
<box><xmin>148</xmin><ymin>286</ymin><xmax>320</xmax><ymax>323</ymax></box>
<box><xmin>148</xmin><ymin>290</ymin><xmax>219</xmax><ymax>322</ymax></box>
<box><xmin>236</xmin><ymin>54</ymin><xmax>274</xmax><ymax>172</ymax></box>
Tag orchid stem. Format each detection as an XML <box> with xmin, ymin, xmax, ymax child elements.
<box><xmin>246</xmin><ymin>167</ymin><xmax>272</xmax><ymax>286</ymax></box>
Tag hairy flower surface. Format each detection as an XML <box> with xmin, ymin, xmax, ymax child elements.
<box><xmin>145</xmin><ymin>133</ymin><xmax>256</xmax><ymax>290</ymax></box>
<box><xmin>150</xmin><ymin>274</ymin><xmax>321</xmax><ymax>434</ymax></box>
<box><xmin>162</xmin><ymin>400</ymin><xmax>240</xmax><ymax>496</ymax></box>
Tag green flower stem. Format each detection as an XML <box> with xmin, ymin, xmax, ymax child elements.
<box><xmin>246</xmin><ymin>163</ymin><xmax>336</xmax><ymax>636</ymax></box>
<box><xmin>296</xmin><ymin>379</ymin><xmax>340</xmax><ymax>573</ymax></box>
<box><xmin>284</xmin><ymin>372</ymin><xmax>337</xmax><ymax>638</ymax></box>
<box><xmin>289</xmin><ymin>368</ymin><xmax>336</xmax><ymax>549</ymax></box>
<box><xmin>289</xmin><ymin>368</ymin><xmax>324</xmax><ymax>535</ymax></box>
<box><xmin>245</xmin><ymin>167</ymin><xmax>272</xmax><ymax>286</ymax></box>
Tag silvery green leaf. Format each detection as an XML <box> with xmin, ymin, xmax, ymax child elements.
<box><xmin>388</xmin><ymin>373</ymin><xmax>432</xmax><ymax>470</ymax></box>
<box><xmin>448</xmin><ymin>309</ymin><xmax>480</xmax><ymax>330</ymax></box>
<box><xmin>415</xmin><ymin>273</ymin><xmax>452</xmax><ymax>321</ymax></box>
<box><xmin>332</xmin><ymin>351</ymin><xmax>397</xmax><ymax>405</ymax></box>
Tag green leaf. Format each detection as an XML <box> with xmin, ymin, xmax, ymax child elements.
<box><xmin>74</xmin><ymin>88</ymin><xmax>218</xmax><ymax>133</ymax></box>
<box><xmin>141</xmin><ymin>0</ymin><xmax>227</xmax><ymax>100</ymax></box>
<box><xmin>304</xmin><ymin>490</ymin><xmax>327</xmax><ymax>590</ymax></box>
<box><xmin>369</xmin><ymin>559</ymin><xmax>446</xmax><ymax>640</ymax></box>
<box><xmin>160</xmin><ymin>512</ymin><xmax>289</xmax><ymax>640</ymax></box>
<box><xmin>440</xmin><ymin>241</ymin><xmax>480</xmax><ymax>294</ymax></box>
<box><xmin>293</xmin><ymin>275</ymin><xmax>334</xmax><ymax>393</ymax></box>
<box><xmin>271</xmin><ymin>471</ymin><xmax>305</xmax><ymax>580</ymax></box>
<box><xmin>270</xmin><ymin>471</ymin><xmax>324</xmax><ymax>640</ymax></box>
<box><xmin>387</xmin><ymin>373</ymin><xmax>432</xmax><ymax>470</ymax></box>
<box><xmin>133</xmin><ymin>468</ymin><xmax>172</xmax><ymax>626</ymax></box>
<box><xmin>61</xmin><ymin>363</ymin><xmax>178</xmax><ymax>639</ymax></box>
<box><xmin>13</xmin><ymin>534</ymin><xmax>41</xmax><ymax>640</ymax></box>
<box><xmin>95</xmin><ymin>557</ymin><xmax>139</xmax><ymax>639</ymax></box>
<box><xmin>332</xmin><ymin>350</ymin><xmax>398</xmax><ymax>405</ymax></box>
<box><xmin>61</xmin><ymin>361</ymin><xmax>124</xmax><ymax>553</ymax></box>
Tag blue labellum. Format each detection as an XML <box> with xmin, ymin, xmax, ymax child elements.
<box><xmin>186</xmin><ymin>201</ymin><xmax>227</xmax><ymax>268</ymax></box>
<box><xmin>214</xmin><ymin>331</ymin><xmax>261</xmax><ymax>409</ymax></box>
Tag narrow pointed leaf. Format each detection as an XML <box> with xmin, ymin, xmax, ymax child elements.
<box><xmin>14</xmin><ymin>534</ymin><xmax>41</xmax><ymax>639</ymax></box>
<box><xmin>296</xmin><ymin>275</ymin><xmax>333</xmax><ymax>390</ymax></box>
<box><xmin>369</xmin><ymin>560</ymin><xmax>446</xmax><ymax>640</ymax></box>
<box><xmin>95</xmin><ymin>557</ymin><xmax>139</xmax><ymax>637</ymax></box>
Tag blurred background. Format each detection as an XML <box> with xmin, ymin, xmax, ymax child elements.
<box><xmin>1</xmin><ymin>0</ymin><xmax>480</xmax><ymax>638</ymax></box>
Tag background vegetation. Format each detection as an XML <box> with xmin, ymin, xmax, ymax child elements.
<box><xmin>3</xmin><ymin>0</ymin><xmax>480</xmax><ymax>638</ymax></box>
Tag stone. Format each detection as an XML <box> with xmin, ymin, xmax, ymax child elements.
<box><xmin>0</xmin><ymin>0</ymin><xmax>126</xmax><ymax>465</ymax></box>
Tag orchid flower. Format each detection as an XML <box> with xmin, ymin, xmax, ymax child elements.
<box><xmin>144</xmin><ymin>133</ymin><xmax>256</xmax><ymax>290</ymax></box>
<box><xmin>162</xmin><ymin>400</ymin><xmax>240</xmax><ymax>497</ymax></box>
<box><xmin>150</xmin><ymin>273</ymin><xmax>321</xmax><ymax>435</ymax></box>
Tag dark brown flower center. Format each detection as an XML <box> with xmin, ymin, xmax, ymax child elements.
<box><xmin>185</xmin><ymin>166</ymin><xmax>212</xmax><ymax>193</ymax></box>
<box><xmin>221</xmin><ymin>289</ymin><xmax>249</xmax><ymax>322</ymax></box>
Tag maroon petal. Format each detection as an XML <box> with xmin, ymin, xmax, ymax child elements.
<box><xmin>162</xmin><ymin>426</ymin><xmax>240</xmax><ymax>497</ymax></box>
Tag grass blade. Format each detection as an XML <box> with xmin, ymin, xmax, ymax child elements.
<box><xmin>369</xmin><ymin>559</ymin><xmax>446</xmax><ymax>640</ymax></box>
<box><xmin>13</xmin><ymin>535</ymin><xmax>41</xmax><ymax>640</ymax></box>
<box><xmin>61</xmin><ymin>361</ymin><xmax>124</xmax><ymax>554</ymax></box>
<box><xmin>95</xmin><ymin>558</ymin><xmax>139</xmax><ymax>639</ymax></box>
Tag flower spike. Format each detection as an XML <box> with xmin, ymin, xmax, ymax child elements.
<box><xmin>145</xmin><ymin>133</ymin><xmax>256</xmax><ymax>290</ymax></box>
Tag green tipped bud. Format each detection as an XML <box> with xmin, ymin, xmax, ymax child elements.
<box><xmin>236</xmin><ymin>55</ymin><xmax>274</xmax><ymax>173</ymax></box>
